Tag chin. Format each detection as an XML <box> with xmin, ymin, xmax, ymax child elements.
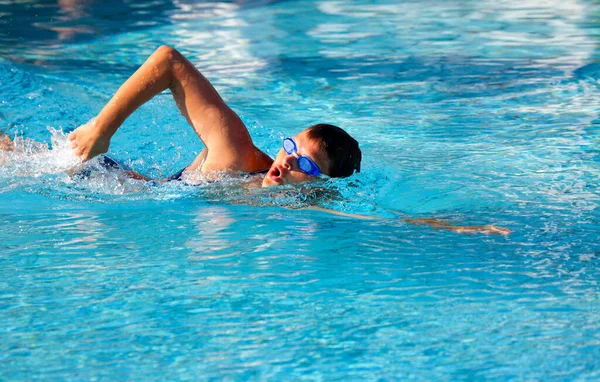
<box><xmin>261</xmin><ymin>177</ymin><xmax>278</xmax><ymax>188</ymax></box>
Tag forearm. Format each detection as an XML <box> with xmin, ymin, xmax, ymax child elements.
<box><xmin>95</xmin><ymin>46</ymin><xmax>235</xmax><ymax>141</ymax></box>
<box><xmin>306</xmin><ymin>209</ymin><xmax>511</xmax><ymax>235</ymax></box>
<box><xmin>306</xmin><ymin>206</ymin><xmax>381</xmax><ymax>220</ymax></box>
<box><xmin>404</xmin><ymin>218</ymin><xmax>511</xmax><ymax>235</ymax></box>
<box><xmin>93</xmin><ymin>48</ymin><xmax>176</xmax><ymax>138</ymax></box>
<box><xmin>71</xmin><ymin>45</ymin><xmax>253</xmax><ymax>163</ymax></box>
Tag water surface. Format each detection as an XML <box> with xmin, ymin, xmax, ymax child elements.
<box><xmin>1</xmin><ymin>0</ymin><xmax>600</xmax><ymax>379</ymax></box>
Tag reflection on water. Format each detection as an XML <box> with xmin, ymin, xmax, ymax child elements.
<box><xmin>2</xmin><ymin>0</ymin><xmax>600</xmax><ymax>379</ymax></box>
<box><xmin>0</xmin><ymin>0</ymin><xmax>175</xmax><ymax>49</ymax></box>
<box><xmin>55</xmin><ymin>210</ymin><xmax>107</xmax><ymax>250</ymax></box>
<box><xmin>0</xmin><ymin>0</ymin><xmax>286</xmax><ymax>62</ymax></box>
<box><xmin>186</xmin><ymin>206</ymin><xmax>237</xmax><ymax>256</ymax></box>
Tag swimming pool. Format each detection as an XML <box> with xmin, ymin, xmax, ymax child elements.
<box><xmin>1</xmin><ymin>0</ymin><xmax>600</xmax><ymax>379</ymax></box>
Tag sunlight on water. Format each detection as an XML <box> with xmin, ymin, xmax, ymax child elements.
<box><xmin>1</xmin><ymin>0</ymin><xmax>600</xmax><ymax>380</ymax></box>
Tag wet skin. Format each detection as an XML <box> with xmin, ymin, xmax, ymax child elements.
<box><xmin>262</xmin><ymin>131</ymin><xmax>331</xmax><ymax>188</ymax></box>
<box><xmin>67</xmin><ymin>45</ymin><xmax>331</xmax><ymax>188</ymax></box>
<box><xmin>62</xmin><ymin>46</ymin><xmax>510</xmax><ymax>234</ymax></box>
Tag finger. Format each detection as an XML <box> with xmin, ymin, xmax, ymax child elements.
<box><xmin>498</xmin><ymin>227</ymin><xmax>512</xmax><ymax>235</ymax></box>
<box><xmin>488</xmin><ymin>225</ymin><xmax>511</xmax><ymax>236</ymax></box>
<box><xmin>82</xmin><ymin>154</ymin><xmax>91</xmax><ymax>162</ymax></box>
<box><xmin>68</xmin><ymin>132</ymin><xmax>76</xmax><ymax>141</ymax></box>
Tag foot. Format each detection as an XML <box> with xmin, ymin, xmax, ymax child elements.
<box><xmin>0</xmin><ymin>133</ymin><xmax>14</xmax><ymax>152</ymax></box>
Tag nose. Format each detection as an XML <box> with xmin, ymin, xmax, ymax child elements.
<box><xmin>282</xmin><ymin>154</ymin><xmax>295</xmax><ymax>170</ymax></box>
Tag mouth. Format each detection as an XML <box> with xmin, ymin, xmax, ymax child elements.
<box><xmin>270</xmin><ymin>165</ymin><xmax>282</xmax><ymax>178</ymax></box>
<box><xmin>265</xmin><ymin>165</ymin><xmax>284</xmax><ymax>185</ymax></box>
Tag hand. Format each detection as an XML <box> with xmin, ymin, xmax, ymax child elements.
<box><xmin>68</xmin><ymin>121</ymin><xmax>110</xmax><ymax>161</ymax></box>
<box><xmin>449</xmin><ymin>224</ymin><xmax>512</xmax><ymax>236</ymax></box>
<box><xmin>405</xmin><ymin>218</ymin><xmax>512</xmax><ymax>236</ymax></box>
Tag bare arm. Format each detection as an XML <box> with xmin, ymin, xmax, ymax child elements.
<box><xmin>403</xmin><ymin>218</ymin><xmax>511</xmax><ymax>235</ymax></box>
<box><xmin>307</xmin><ymin>207</ymin><xmax>511</xmax><ymax>235</ymax></box>
<box><xmin>307</xmin><ymin>206</ymin><xmax>381</xmax><ymax>220</ymax></box>
<box><xmin>69</xmin><ymin>45</ymin><xmax>271</xmax><ymax>172</ymax></box>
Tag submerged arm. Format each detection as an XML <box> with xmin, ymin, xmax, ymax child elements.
<box><xmin>307</xmin><ymin>207</ymin><xmax>511</xmax><ymax>235</ymax></box>
<box><xmin>402</xmin><ymin>218</ymin><xmax>511</xmax><ymax>235</ymax></box>
<box><xmin>307</xmin><ymin>206</ymin><xmax>380</xmax><ymax>220</ymax></box>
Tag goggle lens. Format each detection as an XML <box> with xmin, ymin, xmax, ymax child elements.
<box><xmin>298</xmin><ymin>157</ymin><xmax>316</xmax><ymax>174</ymax></box>
<box><xmin>282</xmin><ymin>137</ymin><xmax>321</xmax><ymax>177</ymax></box>
<box><xmin>283</xmin><ymin>138</ymin><xmax>296</xmax><ymax>154</ymax></box>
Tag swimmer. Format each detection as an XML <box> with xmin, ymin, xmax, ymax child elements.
<box><xmin>2</xmin><ymin>46</ymin><xmax>511</xmax><ymax>235</ymax></box>
<box><xmin>68</xmin><ymin>46</ymin><xmax>361</xmax><ymax>188</ymax></box>
<box><xmin>0</xmin><ymin>131</ymin><xmax>510</xmax><ymax>235</ymax></box>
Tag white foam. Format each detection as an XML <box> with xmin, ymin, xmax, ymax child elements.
<box><xmin>0</xmin><ymin>127</ymin><xmax>202</xmax><ymax>200</ymax></box>
<box><xmin>0</xmin><ymin>127</ymin><xmax>82</xmax><ymax>179</ymax></box>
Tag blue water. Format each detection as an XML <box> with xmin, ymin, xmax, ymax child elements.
<box><xmin>2</xmin><ymin>0</ymin><xmax>600</xmax><ymax>379</ymax></box>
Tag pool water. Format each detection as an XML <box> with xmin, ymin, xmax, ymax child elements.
<box><xmin>2</xmin><ymin>0</ymin><xmax>600</xmax><ymax>379</ymax></box>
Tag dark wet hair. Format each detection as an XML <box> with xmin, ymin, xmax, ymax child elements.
<box><xmin>306</xmin><ymin>123</ymin><xmax>361</xmax><ymax>178</ymax></box>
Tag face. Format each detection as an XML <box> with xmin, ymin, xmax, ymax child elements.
<box><xmin>262</xmin><ymin>131</ymin><xmax>331</xmax><ymax>187</ymax></box>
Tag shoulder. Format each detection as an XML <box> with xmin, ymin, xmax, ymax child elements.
<box><xmin>202</xmin><ymin>145</ymin><xmax>272</xmax><ymax>174</ymax></box>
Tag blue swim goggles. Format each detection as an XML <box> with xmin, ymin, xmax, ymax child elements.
<box><xmin>283</xmin><ymin>137</ymin><xmax>321</xmax><ymax>176</ymax></box>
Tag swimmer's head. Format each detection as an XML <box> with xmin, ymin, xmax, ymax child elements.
<box><xmin>262</xmin><ymin>123</ymin><xmax>361</xmax><ymax>187</ymax></box>
<box><xmin>306</xmin><ymin>124</ymin><xmax>362</xmax><ymax>177</ymax></box>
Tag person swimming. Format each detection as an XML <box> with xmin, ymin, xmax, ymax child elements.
<box><xmin>1</xmin><ymin>46</ymin><xmax>510</xmax><ymax>235</ymax></box>
<box><xmin>67</xmin><ymin>46</ymin><xmax>361</xmax><ymax>188</ymax></box>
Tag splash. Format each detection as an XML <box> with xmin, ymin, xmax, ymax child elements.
<box><xmin>0</xmin><ymin>129</ymin><xmax>383</xmax><ymax>216</ymax></box>
<box><xmin>0</xmin><ymin>128</ymin><xmax>154</xmax><ymax>198</ymax></box>
<box><xmin>0</xmin><ymin>127</ymin><xmax>81</xmax><ymax>179</ymax></box>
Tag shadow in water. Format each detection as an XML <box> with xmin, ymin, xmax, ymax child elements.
<box><xmin>0</xmin><ymin>0</ymin><xmax>286</xmax><ymax>59</ymax></box>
